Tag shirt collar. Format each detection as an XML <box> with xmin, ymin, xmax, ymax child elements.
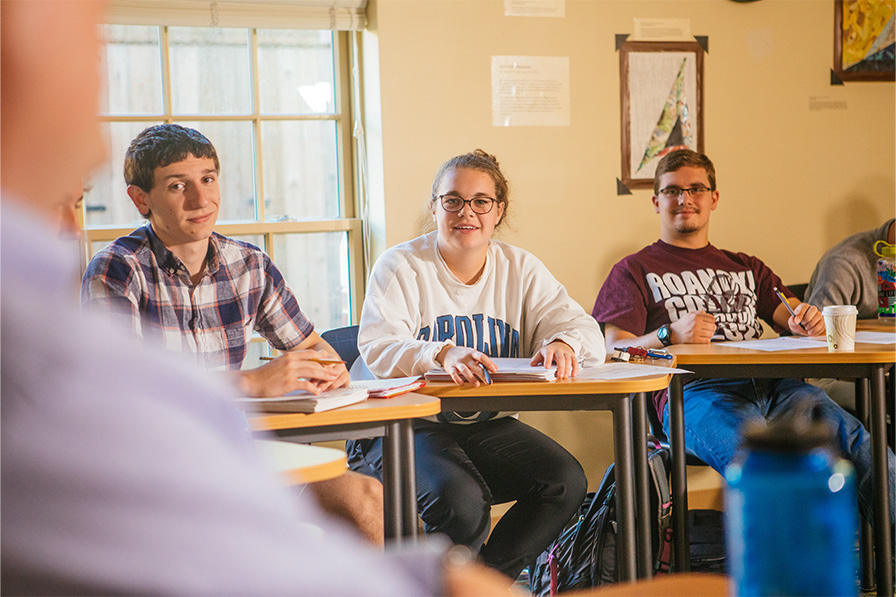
<box><xmin>144</xmin><ymin>223</ymin><xmax>220</xmax><ymax>280</ymax></box>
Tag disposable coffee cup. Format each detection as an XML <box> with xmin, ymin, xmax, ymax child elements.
<box><xmin>822</xmin><ymin>305</ymin><xmax>858</xmax><ymax>352</ymax></box>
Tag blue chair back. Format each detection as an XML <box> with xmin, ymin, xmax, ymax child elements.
<box><xmin>320</xmin><ymin>325</ymin><xmax>361</xmax><ymax>370</ymax></box>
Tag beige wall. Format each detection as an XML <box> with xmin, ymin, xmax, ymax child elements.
<box><xmin>362</xmin><ymin>0</ymin><xmax>896</xmax><ymax>485</ymax></box>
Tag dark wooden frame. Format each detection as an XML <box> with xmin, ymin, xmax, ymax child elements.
<box><xmin>620</xmin><ymin>41</ymin><xmax>704</xmax><ymax>190</ymax></box>
<box><xmin>833</xmin><ymin>0</ymin><xmax>896</xmax><ymax>82</ymax></box>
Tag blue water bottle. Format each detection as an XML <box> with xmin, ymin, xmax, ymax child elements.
<box><xmin>725</xmin><ymin>415</ymin><xmax>858</xmax><ymax>596</ymax></box>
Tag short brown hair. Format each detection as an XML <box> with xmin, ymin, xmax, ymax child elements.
<box><xmin>653</xmin><ymin>149</ymin><xmax>716</xmax><ymax>194</ymax></box>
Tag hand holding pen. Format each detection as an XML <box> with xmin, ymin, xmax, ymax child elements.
<box><xmin>773</xmin><ymin>287</ymin><xmax>824</xmax><ymax>336</ymax></box>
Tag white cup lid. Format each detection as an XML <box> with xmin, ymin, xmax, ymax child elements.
<box><xmin>822</xmin><ymin>305</ymin><xmax>858</xmax><ymax>315</ymax></box>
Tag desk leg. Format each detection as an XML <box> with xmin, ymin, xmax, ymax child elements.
<box><xmin>396</xmin><ymin>419</ymin><xmax>418</xmax><ymax>540</ymax></box>
<box><xmin>632</xmin><ymin>391</ymin><xmax>652</xmax><ymax>579</ymax></box>
<box><xmin>668</xmin><ymin>375</ymin><xmax>690</xmax><ymax>572</ymax></box>
<box><xmin>613</xmin><ymin>399</ymin><xmax>637</xmax><ymax>582</ymax></box>
<box><xmin>856</xmin><ymin>378</ymin><xmax>876</xmax><ymax>592</ymax></box>
<box><xmin>870</xmin><ymin>365</ymin><xmax>893</xmax><ymax>596</ymax></box>
<box><xmin>382</xmin><ymin>422</ymin><xmax>403</xmax><ymax>543</ymax></box>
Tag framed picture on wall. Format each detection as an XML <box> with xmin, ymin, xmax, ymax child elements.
<box><xmin>833</xmin><ymin>0</ymin><xmax>895</xmax><ymax>82</ymax></box>
<box><xmin>619</xmin><ymin>41</ymin><xmax>704</xmax><ymax>189</ymax></box>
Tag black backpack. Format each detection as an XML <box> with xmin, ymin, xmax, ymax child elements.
<box><xmin>529</xmin><ymin>446</ymin><xmax>673</xmax><ymax>595</ymax></box>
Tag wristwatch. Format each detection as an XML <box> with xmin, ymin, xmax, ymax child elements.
<box><xmin>657</xmin><ymin>324</ymin><xmax>672</xmax><ymax>347</ymax></box>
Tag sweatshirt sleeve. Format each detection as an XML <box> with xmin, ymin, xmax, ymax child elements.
<box><xmin>357</xmin><ymin>252</ymin><xmax>451</xmax><ymax>378</ymax></box>
<box><xmin>522</xmin><ymin>254</ymin><xmax>607</xmax><ymax>366</ymax></box>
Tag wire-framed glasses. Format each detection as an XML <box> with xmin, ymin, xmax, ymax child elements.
<box><xmin>436</xmin><ymin>194</ymin><xmax>497</xmax><ymax>214</ymax></box>
<box><xmin>658</xmin><ymin>186</ymin><xmax>713</xmax><ymax>199</ymax></box>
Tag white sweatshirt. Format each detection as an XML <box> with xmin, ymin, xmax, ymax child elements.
<box><xmin>359</xmin><ymin>232</ymin><xmax>606</xmax><ymax>383</ymax></box>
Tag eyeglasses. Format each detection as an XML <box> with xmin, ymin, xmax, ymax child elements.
<box><xmin>436</xmin><ymin>194</ymin><xmax>497</xmax><ymax>214</ymax></box>
<box><xmin>658</xmin><ymin>186</ymin><xmax>713</xmax><ymax>199</ymax></box>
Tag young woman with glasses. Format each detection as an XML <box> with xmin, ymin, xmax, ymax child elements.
<box><xmin>346</xmin><ymin>149</ymin><xmax>606</xmax><ymax>581</ymax></box>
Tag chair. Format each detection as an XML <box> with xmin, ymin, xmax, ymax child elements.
<box><xmin>320</xmin><ymin>325</ymin><xmax>361</xmax><ymax>369</ymax></box>
<box><xmin>787</xmin><ymin>282</ymin><xmax>808</xmax><ymax>303</ymax></box>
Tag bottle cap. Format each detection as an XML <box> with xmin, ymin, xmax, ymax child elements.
<box><xmin>874</xmin><ymin>240</ymin><xmax>896</xmax><ymax>259</ymax></box>
<box><xmin>740</xmin><ymin>404</ymin><xmax>837</xmax><ymax>452</ymax></box>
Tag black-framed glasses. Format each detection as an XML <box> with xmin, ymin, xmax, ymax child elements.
<box><xmin>658</xmin><ymin>186</ymin><xmax>713</xmax><ymax>199</ymax></box>
<box><xmin>436</xmin><ymin>194</ymin><xmax>497</xmax><ymax>214</ymax></box>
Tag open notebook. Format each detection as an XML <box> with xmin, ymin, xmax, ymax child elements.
<box><xmin>424</xmin><ymin>357</ymin><xmax>557</xmax><ymax>383</ymax></box>
<box><xmin>234</xmin><ymin>386</ymin><xmax>369</xmax><ymax>414</ymax></box>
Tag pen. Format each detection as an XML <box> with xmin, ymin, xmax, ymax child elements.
<box><xmin>481</xmin><ymin>365</ymin><xmax>492</xmax><ymax>385</ymax></box>
<box><xmin>260</xmin><ymin>356</ymin><xmax>346</xmax><ymax>365</ymax></box>
<box><xmin>773</xmin><ymin>286</ymin><xmax>806</xmax><ymax>331</ymax></box>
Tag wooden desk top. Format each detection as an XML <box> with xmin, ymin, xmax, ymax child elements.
<box><xmin>590</xmin><ymin>573</ymin><xmax>727</xmax><ymax>596</ymax></box>
<box><xmin>417</xmin><ymin>359</ymin><xmax>676</xmax><ymax>398</ymax></box>
<box><xmin>254</xmin><ymin>440</ymin><xmax>347</xmax><ymax>485</ymax></box>
<box><xmin>249</xmin><ymin>392</ymin><xmax>441</xmax><ymax>432</ymax></box>
<box><xmin>857</xmin><ymin>318</ymin><xmax>896</xmax><ymax>333</ymax></box>
<box><xmin>668</xmin><ymin>341</ymin><xmax>895</xmax><ymax>366</ymax></box>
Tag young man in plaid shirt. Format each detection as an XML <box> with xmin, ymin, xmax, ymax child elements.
<box><xmin>81</xmin><ymin>124</ymin><xmax>384</xmax><ymax>544</ymax></box>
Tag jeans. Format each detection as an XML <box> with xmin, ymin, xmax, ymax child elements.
<box><xmin>347</xmin><ymin>416</ymin><xmax>587</xmax><ymax>579</ymax></box>
<box><xmin>662</xmin><ymin>377</ymin><xmax>896</xmax><ymax>526</ymax></box>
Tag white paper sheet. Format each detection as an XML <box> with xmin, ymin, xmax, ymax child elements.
<box><xmin>504</xmin><ymin>0</ymin><xmax>564</xmax><ymax>17</ymax></box>
<box><xmin>854</xmin><ymin>331</ymin><xmax>896</xmax><ymax>345</ymax></box>
<box><xmin>722</xmin><ymin>336</ymin><xmax>828</xmax><ymax>351</ymax></box>
<box><xmin>491</xmin><ymin>56</ymin><xmax>570</xmax><ymax>127</ymax></box>
<box><xmin>578</xmin><ymin>362</ymin><xmax>692</xmax><ymax>380</ymax></box>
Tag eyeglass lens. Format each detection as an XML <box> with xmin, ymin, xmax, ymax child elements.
<box><xmin>439</xmin><ymin>195</ymin><xmax>495</xmax><ymax>214</ymax></box>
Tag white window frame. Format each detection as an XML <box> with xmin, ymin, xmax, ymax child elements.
<box><xmin>85</xmin><ymin>4</ymin><xmax>369</xmax><ymax>327</ymax></box>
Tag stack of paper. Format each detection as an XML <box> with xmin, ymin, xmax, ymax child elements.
<box><xmin>350</xmin><ymin>376</ymin><xmax>426</xmax><ymax>399</ymax></box>
<box><xmin>235</xmin><ymin>386</ymin><xmax>368</xmax><ymax>413</ymax></box>
<box><xmin>425</xmin><ymin>358</ymin><xmax>557</xmax><ymax>383</ymax></box>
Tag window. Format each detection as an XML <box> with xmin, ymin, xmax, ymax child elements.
<box><xmin>84</xmin><ymin>23</ymin><xmax>363</xmax><ymax>353</ymax></box>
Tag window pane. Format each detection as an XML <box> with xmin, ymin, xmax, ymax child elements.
<box><xmin>180</xmin><ymin>120</ymin><xmax>256</xmax><ymax>223</ymax></box>
<box><xmin>86</xmin><ymin>121</ymin><xmax>160</xmax><ymax>228</ymax></box>
<box><xmin>272</xmin><ymin>232</ymin><xmax>351</xmax><ymax>329</ymax></box>
<box><xmin>228</xmin><ymin>234</ymin><xmax>266</xmax><ymax>253</ymax></box>
<box><xmin>169</xmin><ymin>27</ymin><xmax>251</xmax><ymax>114</ymax></box>
<box><xmin>261</xmin><ymin>121</ymin><xmax>340</xmax><ymax>221</ymax></box>
<box><xmin>257</xmin><ymin>30</ymin><xmax>336</xmax><ymax>114</ymax></box>
<box><xmin>100</xmin><ymin>25</ymin><xmax>163</xmax><ymax>115</ymax></box>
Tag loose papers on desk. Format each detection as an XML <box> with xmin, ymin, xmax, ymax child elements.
<box><xmin>722</xmin><ymin>331</ymin><xmax>895</xmax><ymax>351</ymax></box>
<box><xmin>349</xmin><ymin>376</ymin><xmax>425</xmax><ymax>399</ymax></box>
<box><xmin>577</xmin><ymin>362</ymin><xmax>692</xmax><ymax>380</ymax></box>
<box><xmin>425</xmin><ymin>358</ymin><xmax>689</xmax><ymax>382</ymax></box>
<box><xmin>234</xmin><ymin>386</ymin><xmax>368</xmax><ymax>413</ymax></box>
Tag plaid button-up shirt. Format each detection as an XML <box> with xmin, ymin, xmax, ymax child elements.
<box><xmin>81</xmin><ymin>224</ymin><xmax>313</xmax><ymax>370</ymax></box>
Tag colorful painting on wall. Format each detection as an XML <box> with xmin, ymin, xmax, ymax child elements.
<box><xmin>834</xmin><ymin>0</ymin><xmax>895</xmax><ymax>82</ymax></box>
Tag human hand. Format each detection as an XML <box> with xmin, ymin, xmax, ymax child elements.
<box><xmin>530</xmin><ymin>340</ymin><xmax>578</xmax><ymax>380</ymax></box>
<box><xmin>669</xmin><ymin>310</ymin><xmax>717</xmax><ymax>344</ymax></box>
<box><xmin>239</xmin><ymin>350</ymin><xmax>345</xmax><ymax>397</ymax></box>
<box><xmin>439</xmin><ymin>346</ymin><xmax>497</xmax><ymax>387</ymax></box>
<box><xmin>788</xmin><ymin>303</ymin><xmax>825</xmax><ymax>337</ymax></box>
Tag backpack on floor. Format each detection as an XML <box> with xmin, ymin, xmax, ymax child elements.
<box><xmin>529</xmin><ymin>445</ymin><xmax>673</xmax><ymax>596</ymax></box>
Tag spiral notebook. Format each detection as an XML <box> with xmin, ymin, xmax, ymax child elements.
<box><xmin>424</xmin><ymin>358</ymin><xmax>557</xmax><ymax>383</ymax></box>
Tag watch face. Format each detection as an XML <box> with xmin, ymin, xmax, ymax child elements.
<box><xmin>658</xmin><ymin>325</ymin><xmax>671</xmax><ymax>345</ymax></box>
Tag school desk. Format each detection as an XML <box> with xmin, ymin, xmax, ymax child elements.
<box><xmin>254</xmin><ymin>440</ymin><xmax>347</xmax><ymax>485</ymax></box>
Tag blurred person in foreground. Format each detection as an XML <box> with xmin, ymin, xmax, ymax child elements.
<box><xmin>0</xmin><ymin>1</ymin><xmax>512</xmax><ymax>594</ymax></box>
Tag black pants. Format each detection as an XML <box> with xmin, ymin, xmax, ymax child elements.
<box><xmin>347</xmin><ymin>416</ymin><xmax>587</xmax><ymax>579</ymax></box>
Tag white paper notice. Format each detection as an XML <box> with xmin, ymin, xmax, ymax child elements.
<box><xmin>492</xmin><ymin>56</ymin><xmax>570</xmax><ymax>127</ymax></box>
<box><xmin>504</xmin><ymin>0</ymin><xmax>564</xmax><ymax>17</ymax></box>
<box><xmin>631</xmin><ymin>18</ymin><xmax>692</xmax><ymax>41</ymax></box>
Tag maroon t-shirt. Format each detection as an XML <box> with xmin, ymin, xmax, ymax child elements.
<box><xmin>592</xmin><ymin>240</ymin><xmax>795</xmax><ymax>414</ymax></box>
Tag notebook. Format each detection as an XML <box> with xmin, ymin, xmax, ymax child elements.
<box><xmin>424</xmin><ymin>357</ymin><xmax>557</xmax><ymax>383</ymax></box>
<box><xmin>235</xmin><ymin>386</ymin><xmax>369</xmax><ymax>413</ymax></box>
<box><xmin>350</xmin><ymin>376</ymin><xmax>426</xmax><ymax>399</ymax></box>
